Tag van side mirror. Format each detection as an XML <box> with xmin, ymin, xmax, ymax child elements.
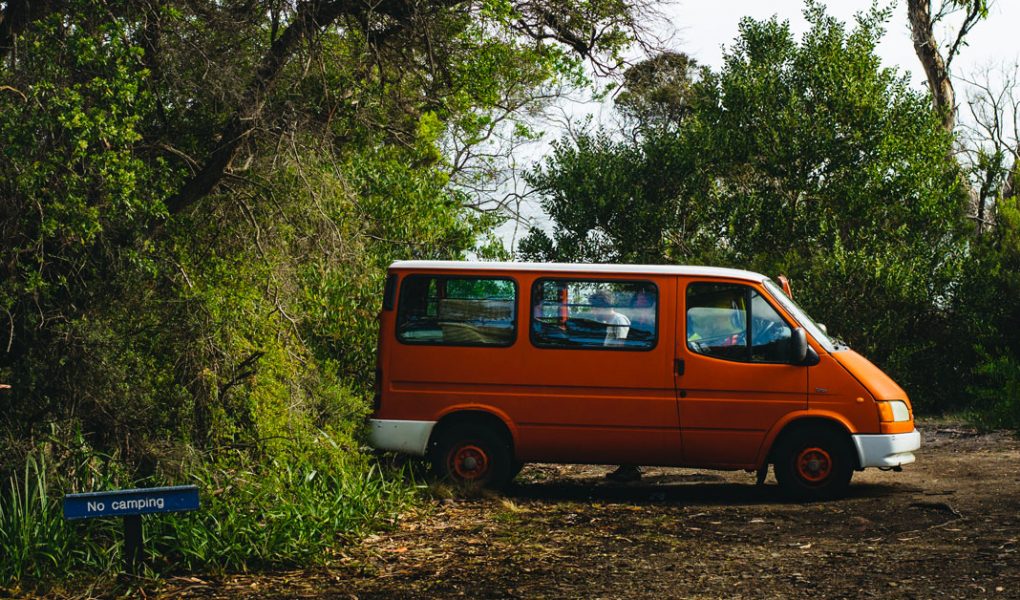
<box><xmin>791</xmin><ymin>328</ymin><xmax>819</xmax><ymax>366</ymax></box>
<box><xmin>778</xmin><ymin>275</ymin><xmax>793</xmax><ymax>298</ymax></box>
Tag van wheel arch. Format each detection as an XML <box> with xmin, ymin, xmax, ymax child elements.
<box><xmin>768</xmin><ymin>418</ymin><xmax>858</xmax><ymax>469</ymax></box>
<box><xmin>429</xmin><ymin>410</ymin><xmax>515</xmax><ymax>451</ymax></box>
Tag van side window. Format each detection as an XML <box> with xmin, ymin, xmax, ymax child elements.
<box><xmin>396</xmin><ymin>275</ymin><xmax>517</xmax><ymax>346</ymax></box>
<box><xmin>531</xmin><ymin>279</ymin><xmax>657</xmax><ymax>350</ymax></box>
<box><xmin>686</xmin><ymin>282</ymin><xmax>794</xmax><ymax>363</ymax></box>
<box><xmin>750</xmin><ymin>289</ymin><xmax>794</xmax><ymax>362</ymax></box>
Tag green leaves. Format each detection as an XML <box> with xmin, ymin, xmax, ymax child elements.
<box><xmin>0</xmin><ymin>0</ymin><xmax>641</xmax><ymax>458</ymax></box>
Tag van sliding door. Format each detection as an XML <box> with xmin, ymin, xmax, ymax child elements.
<box><xmin>513</xmin><ymin>276</ymin><xmax>682</xmax><ymax>466</ymax></box>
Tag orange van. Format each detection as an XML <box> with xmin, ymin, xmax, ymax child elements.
<box><xmin>369</xmin><ymin>261</ymin><xmax>920</xmax><ymax>500</ymax></box>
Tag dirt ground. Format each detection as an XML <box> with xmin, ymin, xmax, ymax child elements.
<box><xmin>159</xmin><ymin>421</ymin><xmax>1020</xmax><ymax>599</ymax></box>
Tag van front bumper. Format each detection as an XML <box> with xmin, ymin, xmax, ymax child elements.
<box><xmin>852</xmin><ymin>429</ymin><xmax>921</xmax><ymax>468</ymax></box>
<box><xmin>368</xmin><ymin>419</ymin><xmax>436</xmax><ymax>456</ymax></box>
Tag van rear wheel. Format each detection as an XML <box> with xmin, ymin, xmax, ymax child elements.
<box><xmin>773</xmin><ymin>427</ymin><xmax>854</xmax><ymax>501</ymax></box>
<box><xmin>431</xmin><ymin>423</ymin><xmax>513</xmax><ymax>490</ymax></box>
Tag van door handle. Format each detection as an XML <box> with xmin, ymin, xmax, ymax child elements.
<box><xmin>675</xmin><ymin>358</ymin><xmax>685</xmax><ymax>376</ymax></box>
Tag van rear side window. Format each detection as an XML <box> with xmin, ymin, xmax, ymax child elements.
<box><xmin>396</xmin><ymin>275</ymin><xmax>517</xmax><ymax>346</ymax></box>
<box><xmin>530</xmin><ymin>279</ymin><xmax>658</xmax><ymax>350</ymax></box>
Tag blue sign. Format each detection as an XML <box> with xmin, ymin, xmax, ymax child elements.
<box><xmin>63</xmin><ymin>485</ymin><xmax>199</xmax><ymax>520</ymax></box>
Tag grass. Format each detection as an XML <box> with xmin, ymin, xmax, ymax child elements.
<box><xmin>0</xmin><ymin>435</ymin><xmax>419</xmax><ymax>591</ymax></box>
<box><xmin>0</xmin><ymin>453</ymin><xmax>121</xmax><ymax>586</ymax></box>
<box><xmin>155</xmin><ymin>454</ymin><xmax>416</xmax><ymax>572</ymax></box>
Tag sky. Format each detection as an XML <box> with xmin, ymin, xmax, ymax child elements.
<box><xmin>668</xmin><ymin>0</ymin><xmax>1018</xmax><ymax>86</ymax></box>
<box><xmin>494</xmin><ymin>0</ymin><xmax>1020</xmax><ymax>250</ymax></box>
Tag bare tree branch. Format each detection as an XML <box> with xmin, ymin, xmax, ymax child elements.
<box><xmin>958</xmin><ymin>61</ymin><xmax>1020</xmax><ymax>231</ymax></box>
<box><xmin>945</xmin><ymin>1</ymin><xmax>983</xmax><ymax>69</ymax></box>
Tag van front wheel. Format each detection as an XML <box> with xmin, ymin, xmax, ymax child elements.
<box><xmin>773</xmin><ymin>428</ymin><xmax>854</xmax><ymax>501</ymax></box>
<box><xmin>431</xmin><ymin>424</ymin><xmax>513</xmax><ymax>490</ymax></box>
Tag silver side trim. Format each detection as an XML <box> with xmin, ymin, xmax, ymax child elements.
<box><xmin>852</xmin><ymin>430</ymin><xmax>921</xmax><ymax>468</ymax></box>
<box><xmin>368</xmin><ymin>419</ymin><xmax>437</xmax><ymax>456</ymax></box>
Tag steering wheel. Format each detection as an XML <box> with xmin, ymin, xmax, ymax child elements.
<box><xmin>752</xmin><ymin>317</ymin><xmax>778</xmax><ymax>343</ymax></box>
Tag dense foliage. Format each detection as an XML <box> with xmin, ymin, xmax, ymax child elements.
<box><xmin>521</xmin><ymin>5</ymin><xmax>1017</xmax><ymax>416</ymax></box>
<box><xmin>956</xmin><ymin>196</ymin><xmax>1020</xmax><ymax>429</ymax></box>
<box><xmin>0</xmin><ymin>0</ymin><xmax>641</xmax><ymax>584</ymax></box>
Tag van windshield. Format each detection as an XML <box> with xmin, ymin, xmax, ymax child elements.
<box><xmin>763</xmin><ymin>279</ymin><xmax>838</xmax><ymax>353</ymax></box>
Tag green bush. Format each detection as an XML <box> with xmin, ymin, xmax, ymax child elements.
<box><xmin>968</xmin><ymin>352</ymin><xmax>1020</xmax><ymax>430</ymax></box>
<box><xmin>955</xmin><ymin>197</ymin><xmax>1020</xmax><ymax>427</ymax></box>
<box><xmin>155</xmin><ymin>433</ymin><xmax>416</xmax><ymax>572</ymax></box>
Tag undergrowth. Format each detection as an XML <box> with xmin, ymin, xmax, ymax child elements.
<box><xmin>0</xmin><ymin>434</ymin><xmax>417</xmax><ymax>591</ymax></box>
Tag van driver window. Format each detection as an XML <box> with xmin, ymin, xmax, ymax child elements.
<box><xmin>530</xmin><ymin>279</ymin><xmax>657</xmax><ymax>350</ymax></box>
<box><xmin>396</xmin><ymin>275</ymin><xmax>516</xmax><ymax>346</ymax></box>
<box><xmin>686</xmin><ymin>282</ymin><xmax>794</xmax><ymax>363</ymax></box>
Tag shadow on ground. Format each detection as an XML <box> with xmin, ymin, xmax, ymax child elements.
<box><xmin>506</xmin><ymin>478</ymin><xmax>909</xmax><ymax>506</ymax></box>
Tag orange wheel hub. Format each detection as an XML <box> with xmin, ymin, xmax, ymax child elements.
<box><xmin>796</xmin><ymin>447</ymin><xmax>832</xmax><ymax>483</ymax></box>
<box><xmin>449</xmin><ymin>444</ymin><xmax>489</xmax><ymax>480</ymax></box>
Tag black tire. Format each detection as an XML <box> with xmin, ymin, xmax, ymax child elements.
<box><xmin>509</xmin><ymin>460</ymin><xmax>526</xmax><ymax>481</ymax></box>
<box><xmin>430</xmin><ymin>423</ymin><xmax>513</xmax><ymax>490</ymax></box>
<box><xmin>773</xmin><ymin>427</ymin><xmax>854</xmax><ymax>501</ymax></box>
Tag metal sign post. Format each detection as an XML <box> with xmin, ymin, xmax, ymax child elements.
<box><xmin>63</xmin><ymin>485</ymin><xmax>200</xmax><ymax>574</ymax></box>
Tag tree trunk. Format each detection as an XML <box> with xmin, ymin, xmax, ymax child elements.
<box><xmin>1004</xmin><ymin>159</ymin><xmax>1018</xmax><ymax>202</ymax></box>
<box><xmin>907</xmin><ymin>0</ymin><xmax>956</xmax><ymax>132</ymax></box>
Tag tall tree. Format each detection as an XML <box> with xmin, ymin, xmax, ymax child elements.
<box><xmin>520</xmin><ymin>129</ymin><xmax>702</xmax><ymax>263</ymax></box>
<box><xmin>614</xmin><ymin>51</ymin><xmax>701</xmax><ymax>131</ymax></box>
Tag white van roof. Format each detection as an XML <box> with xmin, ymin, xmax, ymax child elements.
<box><xmin>388</xmin><ymin>261</ymin><xmax>767</xmax><ymax>283</ymax></box>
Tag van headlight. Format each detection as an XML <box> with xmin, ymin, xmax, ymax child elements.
<box><xmin>877</xmin><ymin>400</ymin><xmax>911</xmax><ymax>422</ymax></box>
